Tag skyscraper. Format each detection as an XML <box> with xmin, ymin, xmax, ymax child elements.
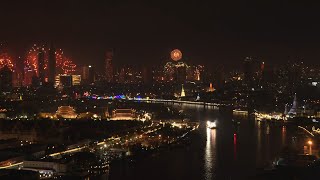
<box><xmin>82</xmin><ymin>66</ymin><xmax>89</xmax><ymax>82</ymax></box>
<box><xmin>0</xmin><ymin>66</ymin><xmax>13</xmax><ymax>92</ymax></box>
<box><xmin>142</xmin><ymin>66</ymin><xmax>152</xmax><ymax>84</ymax></box>
<box><xmin>119</xmin><ymin>68</ymin><xmax>125</xmax><ymax>84</ymax></box>
<box><xmin>88</xmin><ymin>65</ymin><xmax>95</xmax><ymax>84</ymax></box>
<box><xmin>105</xmin><ymin>49</ymin><xmax>114</xmax><ymax>82</ymax></box>
<box><xmin>175</xmin><ymin>66</ymin><xmax>187</xmax><ymax>84</ymax></box>
<box><xmin>180</xmin><ymin>84</ymin><xmax>186</xmax><ymax>97</ymax></box>
<box><xmin>12</xmin><ymin>70</ymin><xmax>23</xmax><ymax>87</ymax></box>
<box><xmin>81</xmin><ymin>65</ymin><xmax>95</xmax><ymax>84</ymax></box>
<box><xmin>38</xmin><ymin>49</ymin><xmax>45</xmax><ymax>85</ymax></box>
<box><xmin>243</xmin><ymin>57</ymin><xmax>259</xmax><ymax>88</ymax></box>
<box><xmin>48</xmin><ymin>43</ymin><xmax>56</xmax><ymax>85</ymax></box>
<box><xmin>23</xmin><ymin>67</ymin><xmax>35</xmax><ymax>86</ymax></box>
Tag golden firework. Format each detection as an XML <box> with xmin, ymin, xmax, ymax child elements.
<box><xmin>170</xmin><ymin>49</ymin><xmax>182</xmax><ymax>61</ymax></box>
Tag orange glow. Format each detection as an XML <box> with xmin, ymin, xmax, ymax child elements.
<box><xmin>170</xmin><ymin>49</ymin><xmax>182</xmax><ymax>61</ymax></box>
<box><xmin>0</xmin><ymin>52</ymin><xmax>14</xmax><ymax>71</ymax></box>
<box><xmin>25</xmin><ymin>44</ymin><xmax>77</xmax><ymax>75</ymax></box>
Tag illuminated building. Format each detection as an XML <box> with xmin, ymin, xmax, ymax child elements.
<box><xmin>111</xmin><ymin>109</ymin><xmax>136</xmax><ymax>120</ymax></box>
<box><xmin>23</xmin><ymin>67</ymin><xmax>34</xmax><ymax>86</ymax></box>
<box><xmin>12</xmin><ymin>70</ymin><xmax>23</xmax><ymax>87</ymax></box>
<box><xmin>0</xmin><ymin>66</ymin><xmax>12</xmax><ymax>91</ymax></box>
<box><xmin>180</xmin><ymin>84</ymin><xmax>186</xmax><ymax>97</ymax></box>
<box><xmin>288</xmin><ymin>93</ymin><xmax>298</xmax><ymax>116</ymax></box>
<box><xmin>72</xmin><ymin>75</ymin><xmax>81</xmax><ymax>86</ymax></box>
<box><xmin>55</xmin><ymin>74</ymin><xmax>72</xmax><ymax>88</ymax></box>
<box><xmin>88</xmin><ymin>65</ymin><xmax>95</xmax><ymax>84</ymax></box>
<box><xmin>118</xmin><ymin>68</ymin><xmax>125</xmax><ymax>83</ymax></box>
<box><xmin>54</xmin><ymin>75</ymin><xmax>60</xmax><ymax>87</ymax></box>
<box><xmin>48</xmin><ymin>43</ymin><xmax>56</xmax><ymax>85</ymax></box>
<box><xmin>105</xmin><ymin>49</ymin><xmax>113</xmax><ymax>82</ymax></box>
<box><xmin>195</xmin><ymin>67</ymin><xmax>201</xmax><ymax>81</ymax></box>
<box><xmin>37</xmin><ymin>49</ymin><xmax>45</xmax><ymax>85</ymax></box>
<box><xmin>81</xmin><ymin>66</ymin><xmax>89</xmax><ymax>81</ymax></box>
<box><xmin>56</xmin><ymin>106</ymin><xmax>77</xmax><ymax>119</ymax></box>
<box><xmin>207</xmin><ymin>83</ymin><xmax>215</xmax><ymax>92</ymax></box>
<box><xmin>81</xmin><ymin>65</ymin><xmax>95</xmax><ymax>84</ymax></box>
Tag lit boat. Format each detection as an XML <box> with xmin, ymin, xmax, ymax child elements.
<box><xmin>207</xmin><ymin>121</ymin><xmax>217</xmax><ymax>129</ymax></box>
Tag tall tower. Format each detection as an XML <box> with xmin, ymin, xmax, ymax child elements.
<box><xmin>38</xmin><ymin>49</ymin><xmax>45</xmax><ymax>85</ymax></box>
<box><xmin>88</xmin><ymin>65</ymin><xmax>95</xmax><ymax>84</ymax></box>
<box><xmin>119</xmin><ymin>68</ymin><xmax>125</xmax><ymax>84</ymax></box>
<box><xmin>48</xmin><ymin>43</ymin><xmax>56</xmax><ymax>85</ymax></box>
<box><xmin>288</xmin><ymin>93</ymin><xmax>298</xmax><ymax>116</ymax></box>
<box><xmin>243</xmin><ymin>57</ymin><xmax>255</xmax><ymax>88</ymax></box>
<box><xmin>180</xmin><ymin>84</ymin><xmax>186</xmax><ymax>97</ymax></box>
<box><xmin>142</xmin><ymin>66</ymin><xmax>152</xmax><ymax>84</ymax></box>
<box><xmin>105</xmin><ymin>48</ymin><xmax>114</xmax><ymax>82</ymax></box>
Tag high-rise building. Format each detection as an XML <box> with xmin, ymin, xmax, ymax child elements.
<box><xmin>88</xmin><ymin>65</ymin><xmax>95</xmax><ymax>84</ymax></box>
<box><xmin>23</xmin><ymin>67</ymin><xmax>35</xmax><ymax>86</ymax></box>
<box><xmin>71</xmin><ymin>75</ymin><xmax>81</xmax><ymax>86</ymax></box>
<box><xmin>48</xmin><ymin>43</ymin><xmax>56</xmax><ymax>85</ymax></box>
<box><xmin>142</xmin><ymin>67</ymin><xmax>152</xmax><ymax>84</ymax></box>
<box><xmin>119</xmin><ymin>68</ymin><xmax>125</xmax><ymax>84</ymax></box>
<box><xmin>82</xmin><ymin>66</ymin><xmax>89</xmax><ymax>82</ymax></box>
<box><xmin>59</xmin><ymin>75</ymin><xmax>72</xmax><ymax>87</ymax></box>
<box><xmin>0</xmin><ymin>66</ymin><xmax>13</xmax><ymax>91</ymax></box>
<box><xmin>175</xmin><ymin>66</ymin><xmax>187</xmax><ymax>84</ymax></box>
<box><xmin>180</xmin><ymin>84</ymin><xmax>186</xmax><ymax>97</ymax></box>
<box><xmin>243</xmin><ymin>57</ymin><xmax>260</xmax><ymax>88</ymax></box>
<box><xmin>38</xmin><ymin>49</ymin><xmax>45</xmax><ymax>85</ymax></box>
<box><xmin>12</xmin><ymin>70</ymin><xmax>23</xmax><ymax>87</ymax></box>
<box><xmin>105</xmin><ymin>49</ymin><xmax>114</xmax><ymax>82</ymax></box>
<box><xmin>81</xmin><ymin>65</ymin><xmax>95</xmax><ymax>84</ymax></box>
<box><xmin>55</xmin><ymin>74</ymin><xmax>78</xmax><ymax>88</ymax></box>
<box><xmin>213</xmin><ymin>64</ymin><xmax>225</xmax><ymax>89</ymax></box>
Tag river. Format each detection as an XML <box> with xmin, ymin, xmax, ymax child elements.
<box><xmin>108</xmin><ymin>103</ymin><xmax>300</xmax><ymax>180</ymax></box>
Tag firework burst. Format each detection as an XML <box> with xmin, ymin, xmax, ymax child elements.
<box><xmin>25</xmin><ymin>44</ymin><xmax>76</xmax><ymax>75</ymax></box>
<box><xmin>0</xmin><ymin>52</ymin><xmax>14</xmax><ymax>71</ymax></box>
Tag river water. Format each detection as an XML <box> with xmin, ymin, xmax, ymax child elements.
<box><xmin>108</xmin><ymin>103</ymin><xmax>299</xmax><ymax>180</ymax></box>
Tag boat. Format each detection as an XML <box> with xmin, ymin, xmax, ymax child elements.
<box><xmin>207</xmin><ymin>121</ymin><xmax>217</xmax><ymax>129</ymax></box>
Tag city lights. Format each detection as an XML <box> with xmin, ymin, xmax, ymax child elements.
<box><xmin>0</xmin><ymin>1</ymin><xmax>320</xmax><ymax>179</ymax></box>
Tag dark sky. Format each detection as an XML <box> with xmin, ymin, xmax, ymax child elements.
<box><xmin>1</xmin><ymin>0</ymin><xmax>320</xmax><ymax>72</ymax></box>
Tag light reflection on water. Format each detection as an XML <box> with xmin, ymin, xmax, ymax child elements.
<box><xmin>205</xmin><ymin>128</ymin><xmax>216</xmax><ymax>180</ymax></box>
<box><xmin>109</xmin><ymin>103</ymin><xmax>300</xmax><ymax>180</ymax></box>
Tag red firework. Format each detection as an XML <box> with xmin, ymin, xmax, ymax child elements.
<box><xmin>0</xmin><ymin>52</ymin><xmax>14</xmax><ymax>71</ymax></box>
<box><xmin>62</xmin><ymin>59</ymin><xmax>76</xmax><ymax>74</ymax></box>
<box><xmin>25</xmin><ymin>44</ymin><xmax>76</xmax><ymax>75</ymax></box>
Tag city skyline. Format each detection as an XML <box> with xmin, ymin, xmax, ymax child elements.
<box><xmin>0</xmin><ymin>1</ymin><xmax>320</xmax><ymax>179</ymax></box>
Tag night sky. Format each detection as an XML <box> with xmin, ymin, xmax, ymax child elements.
<box><xmin>1</xmin><ymin>1</ymin><xmax>320</xmax><ymax>72</ymax></box>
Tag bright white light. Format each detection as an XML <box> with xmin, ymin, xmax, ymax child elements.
<box><xmin>207</xmin><ymin>121</ymin><xmax>216</xmax><ymax>129</ymax></box>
